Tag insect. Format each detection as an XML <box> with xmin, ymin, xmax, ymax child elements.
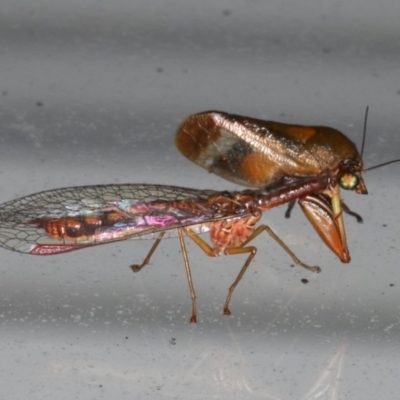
<box><xmin>0</xmin><ymin>111</ymin><xmax>397</xmax><ymax>323</ymax></box>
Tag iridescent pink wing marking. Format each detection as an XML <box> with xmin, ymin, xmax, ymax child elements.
<box><xmin>0</xmin><ymin>184</ymin><xmax>245</xmax><ymax>255</ymax></box>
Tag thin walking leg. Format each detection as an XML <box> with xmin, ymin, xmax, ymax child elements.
<box><xmin>223</xmin><ymin>224</ymin><xmax>320</xmax><ymax>315</ymax></box>
<box><xmin>223</xmin><ymin>245</ymin><xmax>257</xmax><ymax>315</ymax></box>
<box><xmin>130</xmin><ymin>231</ymin><xmax>166</xmax><ymax>272</ymax></box>
<box><xmin>241</xmin><ymin>225</ymin><xmax>321</xmax><ymax>273</ymax></box>
<box><xmin>178</xmin><ymin>228</ymin><xmax>198</xmax><ymax>323</ymax></box>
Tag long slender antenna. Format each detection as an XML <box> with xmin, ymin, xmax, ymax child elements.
<box><xmin>360</xmin><ymin>107</ymin><xmax>400</xmax><ymax>172</ymax></box>
<box><xmin>360</xmin><ymin>106</ymin><xmax>369</xmax><ymax>158</ymax></box>
<box><xmin>364</xmin><ymin>159</ymin><xmax>400</xmax><ymax>172</ymax></box>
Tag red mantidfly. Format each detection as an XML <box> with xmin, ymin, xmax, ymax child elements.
<box><xmin>0</xmin><ymin>109</ymin><xmax>398</xmax><ymax>322</ymax></box>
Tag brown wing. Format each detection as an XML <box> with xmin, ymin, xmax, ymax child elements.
<box><xmin>175</xmin><ymin>111</ymin><xmax>360</xmax><ymax>189</ymax></box>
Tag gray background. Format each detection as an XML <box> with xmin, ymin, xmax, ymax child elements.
<box><xmin>1</xmin><ymin>1</ymin><xmax>400</xmax><ymax>399</ymax></box>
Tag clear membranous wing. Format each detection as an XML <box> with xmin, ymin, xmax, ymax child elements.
<box><xmin>0</xmin><ymin>184</ymin><xmax>249</xmax><ymax>255</ymax></box>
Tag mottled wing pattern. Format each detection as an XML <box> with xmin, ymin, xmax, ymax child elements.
<box><xmin>0</xmin><ymin>184</ymin><xmax>235</xmax><ymax>255</ymax></box>
<box><xmin>175</xmin><ymin>111</ymin><xmax>322</xmax><ymax>188</ymax></box>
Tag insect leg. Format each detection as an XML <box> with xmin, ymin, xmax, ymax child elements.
<box><xmin>284</xmin><ymin>199</ymin><xmax>363</xmax><ymax>223</ymax></box>
<box><xmin>222</xmin><ymin>224</ymin><xmax>321</xmax><ymax>315</ymax></box>
<box><xmin>130</xmin><ymin>231</ymin><xmax>166</xmax><ymax>272</ymax></box>
<box><xmin>284</xmin><ymin>200</ymin><xmax>296</xmax><ymax>219</ymax></box>
<box><xmin>247</xmin><ymin>225</ymin><xmax>321</xmax><ymax>272</ymax></box>
<box><xmin>178</xmin><ymin>228</ymin><xmax>198</xmax><ymax>323</ymax></box>
<box><xmin>241</xmin><ymin>224</ymin><xmax>321</xmax><ymax>273</ymax></box>
<box><xmin>182</xmin><ymin>227</ymin><xmax>218</xmax><ymax>256</ymax></box>
<box><xmin>223</xmin><ymin>245</ymin><xmax>257</xmax><ymax>316</ymax></box>
<box><xmin>184</xmin><ymin>227</ymin><xmax>240</xmax><ymax>317</ymax></box>
<box><xmin>341</xmin><ymin>201</ymin><xmax>363</xmax><ymax>223</ymax></box>
<box><xmin>183</xmin><ymin>227</ymin><xmax>258</xmax><ymax>316</ymax></box>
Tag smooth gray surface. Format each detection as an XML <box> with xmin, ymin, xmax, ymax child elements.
<box><xmin>1</xmin><ymin>1</ymin><xmax>400</xmax><ymax>399</ymax></box>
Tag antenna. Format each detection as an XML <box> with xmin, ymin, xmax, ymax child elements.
<box><xmin>360</xmin><ymin>106</ymin><xmax>369</xmax><ymax>158</ymax></box>
<box><xmin>359</xmin><ymin>107</ymin><xmax>400</xmax><ymax>172</ymax></box>
<box><xmin>364</xmin><ymin>159</ymin><xmax>400</xmax><ymax>172</ymax></box>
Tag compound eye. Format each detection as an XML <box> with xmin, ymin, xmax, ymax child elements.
<box><xmin>339</xmin><ymin>173</ymin><xmax>359</xmax><ymax>190</ymax></box>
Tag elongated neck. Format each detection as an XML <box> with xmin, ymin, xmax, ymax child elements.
<box><xmin>256</xmin><ymin>172</ymin><xmax>331</xmax><ymax>210</ymax></box>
